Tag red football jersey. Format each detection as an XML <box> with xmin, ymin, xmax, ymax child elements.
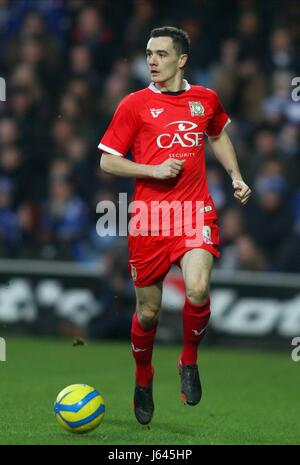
<box><xmin>99</xmin><ymin>80</ymin><xmax>230</xmax><ymax>232</ymax></box>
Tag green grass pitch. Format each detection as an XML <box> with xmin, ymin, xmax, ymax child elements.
<box><xmin>0</xmin><ymin>336</ymin><xmax>299</xmax><ymax>445</ymax></box>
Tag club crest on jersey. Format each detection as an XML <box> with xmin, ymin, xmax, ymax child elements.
<box><xmin>189</xmin><ymin>101</ymin><xmax>205</xmax><ymax>116</ymax></box>
<box><xmin>150</xmin><ymin>108</ymin><xmax>164</xmax><ymax>118</ymax></box>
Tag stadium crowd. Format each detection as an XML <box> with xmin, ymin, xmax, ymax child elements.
<box><xmin>0</xmin><ymin>0</ymin><xmax>299</xmax><ymax>274</ymax></box>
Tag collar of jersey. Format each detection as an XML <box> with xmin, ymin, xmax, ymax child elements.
<box><xmin>148</xmin><ymin>79</ymin><xmax>190</xmax><ymax>93</ymax></box>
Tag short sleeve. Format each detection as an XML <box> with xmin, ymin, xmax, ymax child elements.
<box><xmin>98</xmin><ymin>95</ymin><xmax>140</xmax><ymax>156</ymax></box>
<box><xmin>205</xmin><ymin>90</ymin><xmax>231</xmax><ymax>137</ymax></box>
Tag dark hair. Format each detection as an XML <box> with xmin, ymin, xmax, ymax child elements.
<box><xmin>150</xmin><ymin>26</ymin><xmax>190</xmax><ymax>55</ymax></box>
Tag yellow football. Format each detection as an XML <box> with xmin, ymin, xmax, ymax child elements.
<box><xmin>54</xmin><ymin>384</ymin><xmax>105</xmax><ymax>433</ymax></box>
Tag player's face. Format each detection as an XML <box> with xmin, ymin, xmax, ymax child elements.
<box><xmin>146</xmin><ymin>37</ymin><xmax>187</xmax><ymax>84</ymax></box>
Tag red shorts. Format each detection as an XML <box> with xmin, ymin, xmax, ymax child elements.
<box><xmin>128</xmin><ymin>219</ymin><xmax>220</xmax><ymax>287</ymax></box>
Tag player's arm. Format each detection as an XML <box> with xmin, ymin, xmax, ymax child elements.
<box><xmin>208</xmin><ymin>129</ymin><xmax>251</xmax><ymax>205</ymax></box>
<box><xmin>100</xmin><ymin>153</ymin><xmax>185</xmax><ymax>180</ymax></box>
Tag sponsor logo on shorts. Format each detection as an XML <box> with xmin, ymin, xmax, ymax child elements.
<box><xmin>130</xmin><ymin>265</ymin><xmax>137</xmax><ymax>281</ymax></box>
<box><xmin>203</xmin><ymin>225</ymin><xmax>213</xmax><ymax>244</ymax></box>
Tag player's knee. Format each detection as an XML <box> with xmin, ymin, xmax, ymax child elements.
<box><xmin>186</xmin><ymin>283</ymin><xmax>209</xmax><ymax>306</ymax></box>
<box><xmin>138</xmin><ymin>303</ymin><xmax>160</xmax><ymax>329</ymax></box>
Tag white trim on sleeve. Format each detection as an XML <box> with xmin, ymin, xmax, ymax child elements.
<box><xmin>98</xmin><ymin>143</ymin><xmax>124</xmax><ymax>156</ymax></box>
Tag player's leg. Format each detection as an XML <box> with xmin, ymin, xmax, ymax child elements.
<box><xmin>181</xmin><ymin>248</ymin><xmax>213</xmax><ymax>362</ymax></box>
<box><xmin>178</xmin><ymin>248</ymin><xmax>213</xmax><ymax>405</ymax></box>
<box><xmin>131</xmin><ymin>281</ymin><xmax>163</xmax><ymax>385</ymax></box>
<box><xmin>135</xmin><ymin>281</ymin><xmax>163</xmax><ymax>328</ymax></box>
<box><xmin>131</xmin><ymin>281</ymin><xmax>163</xmax><ymax>424</ymax></box>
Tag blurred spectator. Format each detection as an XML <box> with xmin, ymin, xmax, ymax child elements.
<box><xmin>98</xmin><ymin>68</ymin><xmax>132</xmax><ymax>127</ymax></box>
<box><xmin>49</xmin><ymin>157</ymin><xmax>73</xmax><ymax>183</ymax></box>
<box><xmin>278</xmin><ymin>123</ymin><xmax>299</xmax><ymax>159</ymax></box>
<box><xmin>39</xmin><ymin>175</ymin><xmax>89</xmax><ymax>260</ymax></box>
<box><xmin>65</xmin><ymin>136</ymin><xmax>94</xmax><ymax>200</ymax></box>
<box><xmin>209</xmin><ymin>38</ymin><xmax>240</xmax><ymax>111</ymax></box>
<box><xmin>10</xmin><ymin>62</ymin><xmax>42</xmax><ymax>100</ymax></box>
<box><xmin>237</xmin><ymin>11</ymin><xmax>263</xmax><ymax>62</ymax></box>
<box><xmin>261</xmin><ymin>70</ymin><xmax>291</xmax><ymax>124</ymax></box>
<box><xmin>235</xmin><ymin>234</ymin><xmax>268</xmax><ymax>271</ymax></box>
<box><xmin>218</xmin><ymin>206</ymin><xmax>268</xmax><ymax>271</ymax></box>
<box><xmin>52</xmin><ymin>117</ymin><xmax>75</xmax><ymax>157</ymax></box>
<box><xmin>66</xmin><ymin>44</ymin><xmax>99</xmax><ymax>92</ymax></box>
<box><xmin>59</xmin><ymin>92</ymin><xmax>84</xmax><ymax>123</ymax></box>
<box><xmin>267</xmin><ymin>28</ymin><xmax>297</xmax><ymax>72</ymax></box>
<box><xmin>125</xmin><ymin>0</ymin><xmax>157</xmax><ymax>51</ymax></box>
<box><xmin>5</xmin><ymin>10</ymin><xmax>61</xmax><ymax>92</ymax></box>
<box><xmin>271</xmin><ymin>188</ymin><xmax>300</xmax><ymax>272</ymax></box>
<box><xmin>207</xmin><ymin>166</ymin><xmax>228</xmax><ymax>210</ymax></box>
<box><xmin>180</xmin><ymin>16</ymin><xmax>214</xmax><ymax>82</ymax></box>
<box><xmin>0</xmin><ymin>144</ymin><xmax>27</xmax><ymax>204</ymax></box>
<box><xmin>0</xmin><ymin>118</ymin><xmax>20</xmax><ymax>146</ymax></box>
<box><xmin>72</xmin><ymin>5</ymin><xmax>114</xmax><ymax>74</ymax></box>
<box><xmin>0</xmin><ymin>177</ymin><xmax>21</xmax><ymax>256</ymax></box>
<box><xmin>246</xmin><ymin>161</ymin><xmax>293</xmax><ymax>263</ymax></box>
<box><xmin>0</xmin><ymin>0</ymin><xmax>67</xmax><ymax>50</ymax></box>
<box><xmin>253</xmin><ymin>129</ymin><xmax>278</xmax><ymax>161</ymax></box>
<box><xmin>236</xmin><ymin>58</ymin><xmax>266</xmax><ymax>124</ymax></box>
<box><xmin>248</xmin><ymin>129</ymin><xmax>280</xmax><ymax>182</ymax></box>
<box><xmin>218</xmin><ymin>206</ymin><xmax>245</xmax><ymax>269</ymax></box>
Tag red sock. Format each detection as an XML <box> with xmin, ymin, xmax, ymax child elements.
<box><xmin>181</xmin><ymin>297</ymin><xmax>211</xmax><ymax>365</ymax></box>
<box><xmin>131</xmin><ymin>312</ymin><xmax>157</xmax><ymax>387</ymax></box>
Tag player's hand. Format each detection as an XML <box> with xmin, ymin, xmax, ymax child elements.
<box><xmin>232</xmin><ymin>179</ymin><xmax>252</xmax><ymax>205</ymax></box>
<box><xmin>152</xmin><ymin>159</ymin><xmax>186</xmax><ymax>180</ymax></box>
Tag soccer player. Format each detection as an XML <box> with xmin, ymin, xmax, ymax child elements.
<box><xmin>99</xmin><ymin>26</ymin><xmax>251</xmax><ymax>425</ymax></box>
